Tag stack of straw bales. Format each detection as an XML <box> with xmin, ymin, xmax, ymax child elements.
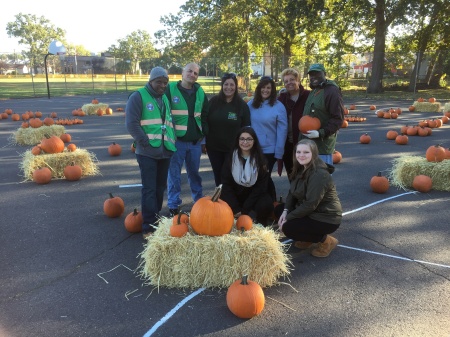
<box><xmin>138</xmin><ymin>218</ymin><xmax>292</xmax><ymax>290</ymax></box>
<box><xmin>389</xmin><ymin>155</ymin><xmax>450</xmax><ymax>191</ymax></box>
<box><xmin>20</xmin><ymin>148</ymin><xmax>100</xmax><ymax>180</ymax></box>
<box><xmin>12</xmin><ymin>125</ymin><xmax>65</xmax><ymax>146</ymax></box>
<box><xmin>81</xmin><ymin>103</ymin><xmax>109</xmax><ymax>115</ymax></box>
<box><xmin>412</xmin><ymin>101</ymin><xmax>441</xmax><ymax>113</ymax></box>
<box><xmin>444</xmin><ymin>102</ymin><xmax>450</xmax><ymax>113</ymax></box>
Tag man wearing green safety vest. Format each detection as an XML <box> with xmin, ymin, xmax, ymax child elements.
<box><xmin>166</xmin><ymin>63</ymin><xmax>209</xmax><ymax>215</ymax></box>
<box><xmin>126</xmin><ymin>67</ymin><xmax>176</xmax><ymax>238</ymax></box>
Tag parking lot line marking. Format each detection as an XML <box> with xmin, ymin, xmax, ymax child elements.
<box><xmin>337</xmin><ymin>244</ymin><xmax>450</xmax><ymax>269</ymax></box>
<box><xmin>143</xmin><ymin>287</ymin><xmax>205</xmax><ymax>337</ymax></box>
<box><xmin>342</xmin><ymin>191</ymin><xmax>416</xmax><ymax>216</ymax></box>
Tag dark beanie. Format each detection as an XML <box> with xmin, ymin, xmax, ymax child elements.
<box><xmin>149</xmin><ymin>67</ymin><xmax>169</xmax><ymax>82</ymax></box>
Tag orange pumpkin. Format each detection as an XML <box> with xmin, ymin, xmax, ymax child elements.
<box><xmin>370</xmin><ymin>172</ymin><xmax>389</xmax><ymax>194</ymax></box>
<box><xmin>226</xmin><ymin>275</ymin><xmax>265</xmax><ymax>319</ymax></box>
<box><xmin>170</xmin><ymin>211</ymin><xmax>189</xmax><ymax>237</ymax></box>
<box><xmin>236</xmin><ymin>215</ymin><xmax>253</xmax><ymax>232</ymax></box>
<box><xmin>103</xmin><ymin>193</ymin><xmax>125</xmax><ymax>218</ymax></box>
<box><xmin>105</xmin><ymin>107</ymin><xmax>113</xmax><ymax>115</ymax></box>
<box><xmin>40</xmin><ymin>135</ymin><xmax>65</xmax><ymax>154</ymax></box>
<box><xmin>92</xmin><ymin>99</ymin><xmax>99</xmax><ymax>104</ymax></box>
<box><xmin>425</xmin><ymin>144</ymin><xmax>446</xmax><ymax>163</ymax></box>
<box><xmin>386</xmin><ymin>130</ymin><xmax>398</xmax><ymax>140</ymax></box>
<box><xmin>31</xmin><ymin>145</ymin><xmax>42</xmax><ymax>155</ymax></box>
<box><xmin>108</xmin><ymin>142</ymin><xmax>122</xmax><ymax>156</ymax></box>
<box><xmin>298</xmin><ymin>115</ymin><xmax>321</xmax><ymax>134</ymax></box>
<box><xmin>43</xmin><ymin>117</ymin><xmax>54</xmax><ymax>126</ymax></box>
<box><xmin>428</xmin><ymin>97</ymin><xmax>436</xmax><ymax>103</ymax></box>
<box><xmin>408</xmin><ymin>105</ymin><xmax>415</xmax><ymax>112</ymax></box>
<box><xmin>332</xmin><ymin>150</ymin><xmax>342</xmax><ymax>164</ymax></box>
<box><xmin>60</xmin><ymin>133</ymin><xmax>72</xmax><ymax>143</ymax></box>
<box><xmin>189</xmin><ymin>185</ymin><xmax>234</xmax><ymax>236</ymax></box>
<box><xmin>359</xmin><ymin>133</ymin><xmax>371</xmax><ymax>144</ymax></box>
<box><xmin>369</xmin><ymin>105</ymin><xmax>376</xmax><ymax>110</ymax></box>
<box><xmin>395</xmin><ymin>134</ymin><xmax>408</xmax><ymax>145</ymax></box>
<box><xmin>67</xmin><ymin>143</ymin><xmax>77</xmax><ymax>152</ymax></box>
<box><xmin>124</xmin><ymin>208</ymin><xmax>143</xmax><ymax>233</ymax></box>
<box><xmin>96</xmin><ymin>108</ymin><xmax>104</xmax><ymax>116</ymax></box>
<box><xmin>33</xmin><ymin>167</ymin><xmax>52</xmax><ymax>184</ymax></box>
<box><xmin>412</xmin><ymin>175</ymin><xmax>432</xmax><ymax>193</ymax></box>
<box><xmin>63</xmin><ymin>162</ymin><xmax>82</xmax><ymax>181</ymax></box>
<box><xmin>349</xmin><ymin>104</ymin><xmax>356</xmax><ymax>110</ymax></box>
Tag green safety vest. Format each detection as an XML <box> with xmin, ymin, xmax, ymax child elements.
<box><xmin>138</xmin><ymin>88</ymin><xmax>176</xmax><ymax>151</ymax></box>
<box><xmin>168</xmin><ymin>82</ymin><xmax>205</xmax><ymax>137</ymax></box>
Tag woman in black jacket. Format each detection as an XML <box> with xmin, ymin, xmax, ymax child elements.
<box><xmin>220</xmin><ymin>126</ymin><xmax>274</xmax><ymax>226</ymax></box>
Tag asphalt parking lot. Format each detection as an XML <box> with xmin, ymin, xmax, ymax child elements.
<box><xmin>0</xmin><ymin>93</ymin><xmax>449</xmax><ymax>337</ymax></box>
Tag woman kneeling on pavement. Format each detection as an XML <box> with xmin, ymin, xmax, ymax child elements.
<box><xmin>276</xmin><ymin>139</ymin><xmax>342</xmax><ymax>257</ymax></box>
<box><xmin>220</xmin><ymin>126</ymin><xmax>274</xmax><ymax>226</ymax></box>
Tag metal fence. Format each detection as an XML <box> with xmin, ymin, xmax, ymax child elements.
<box><xmin>1</xmin><ymin>51</ymin><xmax>449</xmax><ymax>100</ymax></box>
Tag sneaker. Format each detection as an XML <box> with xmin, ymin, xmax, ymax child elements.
<box><xmin>294</xmin><ymin>241</ymin><xmax>313</xmax><ymax>250</ymax></box>
<box><xmin>311</xmin><ymin>235</ymin><xmax>338</xmax><ymax>257</ymax></box>
<box><xmin>169</xmin><ymin>208</ymin><xmax>179</xmax><ymax>217</ymax></box>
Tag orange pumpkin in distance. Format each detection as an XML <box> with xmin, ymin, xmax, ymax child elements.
<box><xmin>226</xmin><ymin>275</ymin><xmax>265</xmax><ymax>319</ymax></box>
<box><xmin>370</xmin><ymin>172</ymin><xmax>389</xmax><ymax>194</ymax></box>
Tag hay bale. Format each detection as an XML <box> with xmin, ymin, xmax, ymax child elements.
<box><xmin>412</xmin><ymin>101</ymin><xmax>441</xmax><ymax>112</ymax></box>
<box><xmin>12</xmin><ymin>125</ymin><xmax>66</xmax><ymax>146</ymax></box>
<box><xmin>444</xmin><ymin>102</ymin><xmax>450</xmax><ymax>113</ymax></box>
<box><xmin>388</xmin><ymin>155</ymin><xmax>450</xmax><ymax>191</ymax></box>
<box><xmin>81</xmin><ymin>103</ymin><xmax>109</xmax><ymax>115</ymax></box>
<box><xmin>20</xmin><ymin>148</ymin><xmax>100</xmax><ymax>180</ymax></box>
<box><xmin>138</xmin><ymin>218</ymin><xmax>292</xmax><ymax>290</ymax></box>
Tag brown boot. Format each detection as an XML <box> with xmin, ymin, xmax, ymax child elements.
<box><xmin>294</xmin><ymin>241</ymin><xmax>313</xmax><ymax>250</ymax></box>
<box><xmin>311</xmin><ymin>235</ymin><xmax>338</xmax><ymax>257</ymax></box>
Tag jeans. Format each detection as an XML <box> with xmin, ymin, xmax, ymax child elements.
<box><xmin>167</xmin><ymin>140</ymin><xmax>203</xmax><ymax>209</ymax></box>
<box><xmin>319</xmin><ymin>154</ymin><xmax>333</xmax><ymax>165</ymax></box>
<box><xmin>136</xmin><ymin>154</ymin><xmax>171</xmax><ymax>233</ymax></box>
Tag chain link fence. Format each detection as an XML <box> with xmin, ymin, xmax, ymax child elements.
<box><xmin>0</xmin><ymin>51</ymin><xmax>448</xmax><ymax>100</ymax></box>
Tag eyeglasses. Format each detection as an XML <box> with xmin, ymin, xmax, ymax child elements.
<box><xmin>260</xmin><ymin>76</ymin><xmax>273</xmax><ymax>81</ymax></box>
<box><xmin>239</xmin><ymin>137</ymin><xmax>254</xmax><ymax>143</ymax></box>
<box><xmin>222</xmin><ymin>72</ymin><xmax>237</xmax><ymax>80</ymax></box>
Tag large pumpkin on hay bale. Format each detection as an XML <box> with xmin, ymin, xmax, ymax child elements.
<box><xmin>425</xmin><ymin>144</ymin><xmax>446</xmax><ymax>163</ymax></box>
<box><xmin>40</xmin><ymin>135</ymin><xmax>65</xmax><ymax>154</ymax></box>
<box><xmin>190</xmin><ymin>185</ymin><xmax>234</xmax><ymax>236</ymax></box>
<box><xmin>226</xmin><ymin>275</ymin><xmax>265</xmax><ymax>319</ymax></box>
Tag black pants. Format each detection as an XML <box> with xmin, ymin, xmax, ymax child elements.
<box><xmin>264</xmin><ymin>153</ymin><xmax>277</xmax><ymax>201</ymax></box>
<box><xmin>274</xmin><ymin>204</ymin><xmax>339</xmax><ymax>242</ymax></box>
<box><xmin>207</xmin><ymin>149</ymin><xmax>227</xmax><ymax>186</ymax></box>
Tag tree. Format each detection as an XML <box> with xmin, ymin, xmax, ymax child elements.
<box><xmin>107</xmin><ymin>30</ymin><xmax>159</xmax><ymax>74</ymax></box>
<box><xmin>6</xmin><ymin>13</ymin><xmax>65</xmax><ymax>74</ymax></box>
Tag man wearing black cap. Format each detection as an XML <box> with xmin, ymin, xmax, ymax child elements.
<box><xmin>126</xmin><ymin>66</ymin><xmax>176</xmax><ymax>238</ymax></box>
<box><xmin>301</xmin><ymin>63</ymin><xmax>345</xmax><ymax>165</ymax></box>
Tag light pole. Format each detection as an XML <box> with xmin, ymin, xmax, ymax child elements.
<box><xmin>45</xmin><ymin>40</ymin><xmax>66</xmax><ymax>99</ymax></box>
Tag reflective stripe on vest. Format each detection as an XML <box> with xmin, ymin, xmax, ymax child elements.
<box><xmin>138</xmin><ymin>88</ymin><xmax>176</xmax><ymax>151</ymax></box>
<box><xmin>168</xmin><ymin>82</ymin><xmax>205</xmax><ymax>137</ymax></box>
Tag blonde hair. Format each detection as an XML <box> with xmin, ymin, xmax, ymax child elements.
<box><xmin>280</xmin><ymin>68</ymin><xmax>300</xmax><ymax>81</ymax></box>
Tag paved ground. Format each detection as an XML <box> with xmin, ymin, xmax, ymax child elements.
<box><xmin>0</xmin><ymin>93</ymin><xmax>449</xmax><ymax>337</ymax></box>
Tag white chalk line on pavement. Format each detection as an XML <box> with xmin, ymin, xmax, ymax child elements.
<box><xmin>143</xmin><ymin>191</ymin><xmax>448</xmax><ymax>336</ymax></box>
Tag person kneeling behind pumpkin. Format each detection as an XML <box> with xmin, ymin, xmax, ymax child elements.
<box><xmin>220</xmin><ymin>126</ymin><xmax>274</xmax><ymax>226</ymax></box>
<box><xmin>276</xmin><ymin>139</ymin><xmax>342</xmax><ymax>257</ymax></box>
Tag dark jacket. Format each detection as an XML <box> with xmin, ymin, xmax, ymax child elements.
<box><xmin>220</xmin><ymin>153</ymin><xmax>270</xmax><ymax>215</ymax></box>
<box><xmin>285</xmin><ymin>158</ymin><xmax>342</xmax><ymax>224</ymax></box>
<box><xmin>277</xmin><ymin>84</ymin><xmax>310</xmax><ymax>145</ymax></box>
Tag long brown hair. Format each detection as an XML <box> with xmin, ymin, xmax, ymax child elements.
<box><xmin>288</xmin><ymin>139</ymin><xmax>319</xmax><ymax>181</ymax></box>
<box><xmin>251</xmin><ymin>77</ymin><xmax>277</xmax><ymax>108</ymax></box>
<box><xmin>230</xmin><ymin>126</ymin><xmax>268</xmax><ymax>171</ymax></box>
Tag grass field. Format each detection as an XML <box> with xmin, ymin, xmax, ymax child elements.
<box><xmin>0</xmin><ymin>74</ymin><xmax>449</xmax><ymax>102</ymax></box>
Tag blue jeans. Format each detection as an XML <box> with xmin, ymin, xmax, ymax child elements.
<box><xmin>167</xmin><ymin>140</ymin><xmax>203</xmax><ymax>209</ymax></box>
<box><xmin>136</xmin><ymin>154</ymin><xmax>171</xmax><ymax>233</ymax></box>
<box><xmin>319</xmin><ymin>154</ymin><xmax>333</xmax><ymax>165</ymax></box>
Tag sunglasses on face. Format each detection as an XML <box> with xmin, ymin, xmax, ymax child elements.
<box><xmin>260</xmin><ymin>76</ymin><xmax>273</xmax><ymax>81</ymax></box>
<box><xmin>222</xmin><ymin>72</ymin><xmax>237</xmax><ymax>80</ymax></box>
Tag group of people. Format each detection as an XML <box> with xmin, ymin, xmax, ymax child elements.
<box><xmin>125</xmin><ymin>61</ymin><xmax>345</xmax><ymax>258</ymax></box>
